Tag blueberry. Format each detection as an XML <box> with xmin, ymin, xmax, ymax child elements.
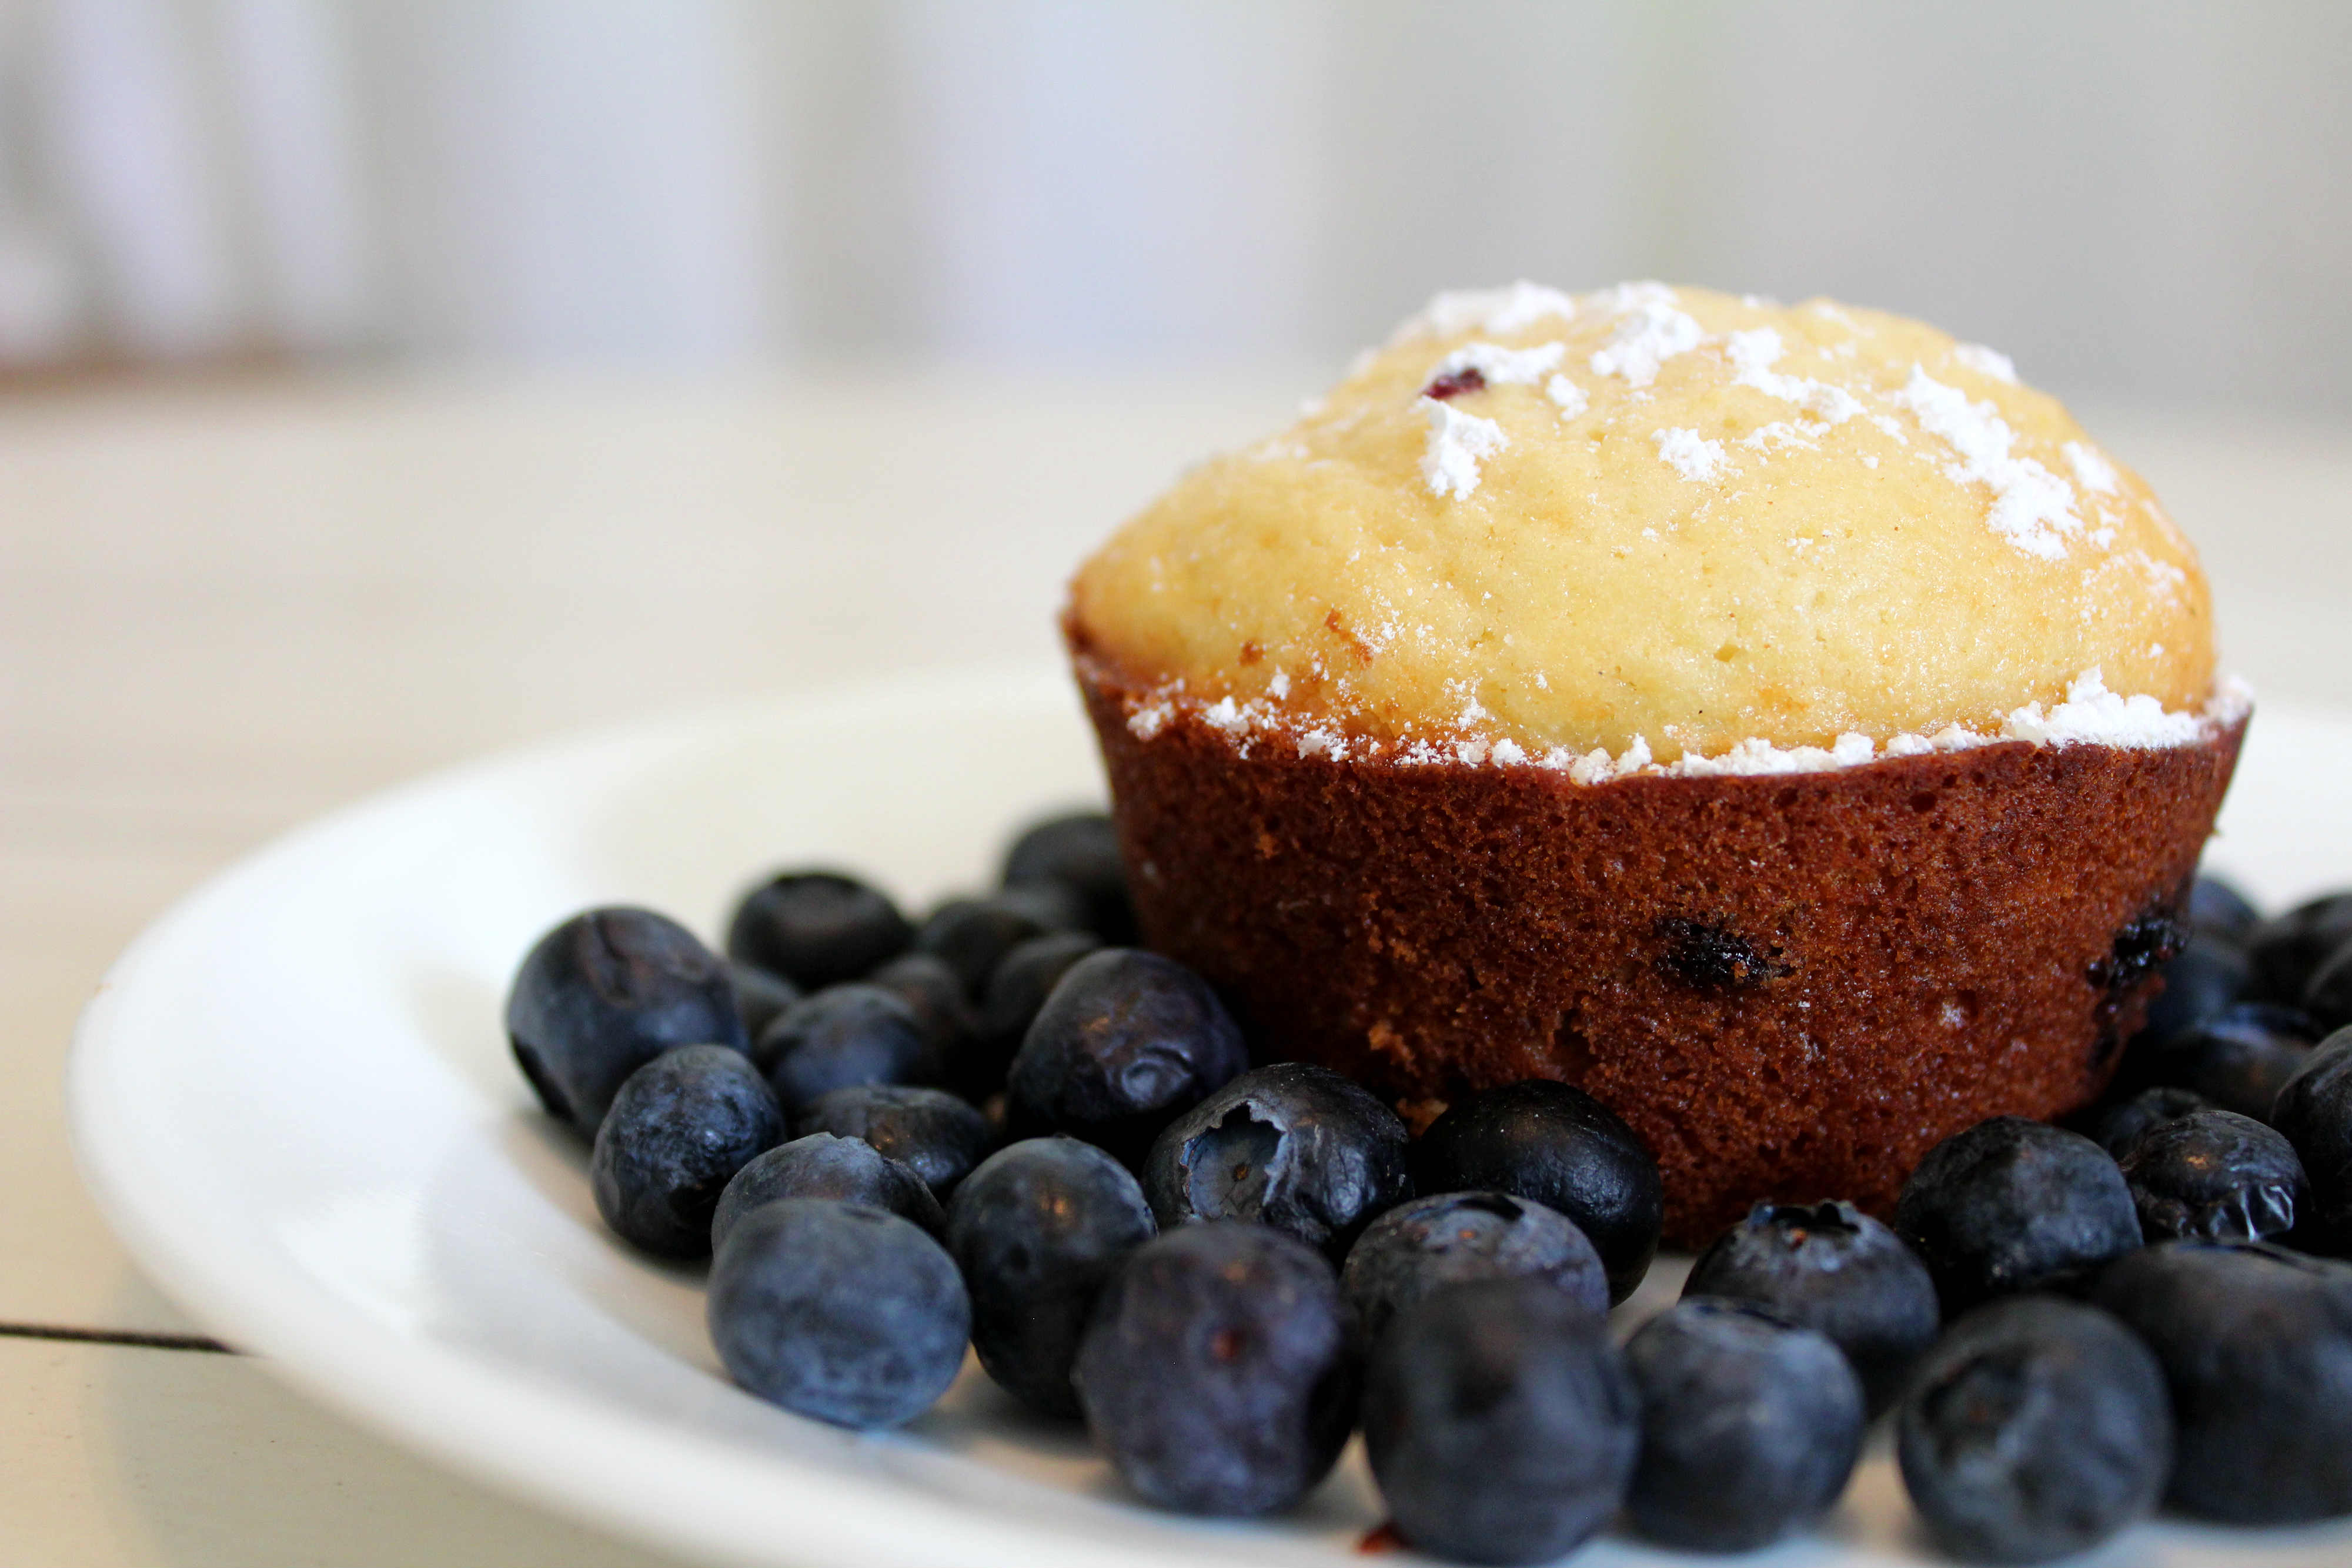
<box><xmin>2151</xmin><ymin>1001</ymin><xmax>2317</xmax><ymax>1121</ymax></box>
<box><xmin>1624</xmin><ymin>1298</ymin><xmax>1864</xmax><ymax>1552</ymax></box>
<box><xmin>505</xmin><ymin>907</ymin><xmax>746</xmax><ymax>1136</ymax></box>
<box><xmin>795</xmin><ymin>1084</ymin><xmax>990</xmax><ymax>1198</ymax></box>
<box><xmin>710</xmin><ymin>1132</ymin><xmax>943</xmax><ymax>1249</ymax></box>
<box><xmin>1361</xmin><ymin>1278</ymin><xmax>1639</xmax><ymax>1564</ymax></box>
<box><xmin>727</xmin><ymin>961</ymin><xmax>800</xmax><ymax>1043</ymax></box>
<box><xmin>1409</xmin><ymin>1081</ymin><xmax>1663</xmax><ymax>1303</ymax></box>
<box><xmin>1006</xmin><ymin>949</ymin><xmax>1248</xmax><ymax>1164</ymax></box>
<box><xmin>2269</xmin><ymin>1027</ymin><xmax>2352</xmax><ymax>1250</ymax></box>
<box><xmin>1341</xmin><ymin>1192</ymin><xmax>1607</xmax><ymax>1350</ymax></box>
<box><xmin>2119</xmin><ymin>1106</ymin><xmax>2307</xmax><ymax>1242</ymax></box>
<box><xmin>866</xmin><ymin>951</ymin><xmax>980</xmax><ymax>1060</ymax></box>
<box><xmin>1896</xmin><ymin>1296</ymin><xmax>2171</xmax><ymax>1562</ymax></box>
<box><xmin>1682</xmin><ymin>1198</ymin><xmax>1939</xmax><ymax>1414</ymax></box>
<box><xmin>1143</xmin><ymin>1062</ymin><xmax>1411</xmax><ymax>1255</ymax></box>
<box><xmin>726</xmin><ymin>870</ymin><xmax>911</xmax><ymax>990</ymax></box>
<box><xmin>2097</xmin><ymin>1241</ymin><xmax>2352</xmax><ymax>1522</ymax></box>
<box><xmin>1893</xmin><ymin>1117</ymin><xmax>2140</xmax><ymax>1311</ymax></box>
<box><xmin>2247</xmin><ymin>891</ymin><xmax>2352</xmax><ymax>1004</ymax></box>
<box><xmin>913</xmin><ymin>892</ymin><xmax>1071</xmax><ymax>992</ymax></box>
<box><xmin>947</xmin><ymin>1136</ymin><xmax>1157</xmax><ymax>1417</ymax></box>
<box><xmin>2135</xmin><ymin>931</ymin><xmax>2250</xmax><ymax>1048</ymax></box>
<box><xmin>2087</xmin><ymin>1085</ymin><xmax>2210</xmax><ymax>1158</ymax></box>
<box><xmin>590</xmin><ymin>1045</ymin><xmax>782</xmax><ymax>1257</ymax></box>
<box><xmin>2187</xmin><ymin>873</ymin><xmax>2261</xmax><ymax>944</ymax></box>
<box><xmin>755</xmin><ymin>984</ymin><xmax>933</xmax><ymax>1112</ymax></box>
<box><xmin>707</xmin><ymin>1199</ymin><xmax>969</xmax><ymax>1430</ymax></box>
<box><xmin>1074</xmin><ymin>1221</ymin><xmax>1353</xmax><ymax>1516</ymax></box>
<box><xmin>2304</xmin><ymin>938</ymin><xmax>2352</xmax><ymax>1034</ymax></box>
<box><xmin>973</xmin><ymin>931</ymin><xmax>1103</xmax><ymax>1091</ymax></box>
<box><xmin>1003</xmin><ymin>810</ymin><xmax>1135</xmax><ymax>944</ymax></box>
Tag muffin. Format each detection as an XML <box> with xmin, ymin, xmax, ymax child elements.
<box><xmin>1065</xmin><ymin>282</ymin><xmax>2246</xmax><ymax>1242</ymax></box>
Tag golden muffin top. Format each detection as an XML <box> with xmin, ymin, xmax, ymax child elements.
<box><xmin>1068</xmin><ymin>283</ymin><xmax>2223</xmax><ymax>770</ymax></box>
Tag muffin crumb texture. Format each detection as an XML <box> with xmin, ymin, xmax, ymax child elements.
<box><xmin>1070</xmin><ymin>282</ymin><xmax>2218</xmax><ymax>766</ymax></box>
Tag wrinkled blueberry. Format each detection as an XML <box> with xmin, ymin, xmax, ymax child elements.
<box><xmin>1143</xmin><ymin>1062</ymin><xmax>1411</xmax><ymax>1255</ymax></box>
<box><xmin>2097</xmin><ymin>1242</ymin><xmax>2352</xmax><ymax>1522</ymax></box>
<box><xmin>2187</xmin><ymin>873</ymin><xmax>2261</xmax><ymax>944</ymax></box>
<box><xmin>1897</xmin><ymin>1296</ymin><xmax>2171</xmax><ymax>1562</ymax></box>
<box><xmin>590</xmin><ymin>1045</ymin><xmax>782</xmax><ymax>1257</ymax></box>
<box><xmin>2248</xmin><ymin>892</ymin><xmax>2352</xmax><ymax>1004</ymax></box>
<box><xmin>1361</xmin><ymin>1278</ymin><xmax>1639</xmax><ymax>1565</ymax></box>
<box><xmin>2119</xmin><ymin>1106</ymin><xmax>2307</xmax><ymax>1242</ymax></box>
<box><xmin>1893</xmin><ymin>1117</ymin><xmax>2140</xmax><ymax>1310</ymax></box>
<box><xmin>795</xmin><ymin>1084</ymin><xmax>990</xmax><ymax>1198</ymax></box>
<box><xmin>1682</xmin><ymin>1198</ymin><xmax>1939</xmax><ymax>1414</ymax></box>
<box><xmin>2096</xmin><ymin>905</ymin><xmax>2187</xmax><ymax>999</ymax></box>
<box><xmin>1625</xmin><ymin>1298</ymin><xmax>1864</xmax><ymax>1552</ymax></box>
<box><xmin>710</xmin><ymin>1131</ymin><xmax>943</xmax><ymax>1248</ymax></box>
<box><xmin>707</xmin><ymin>1199</ymin><xmax>969</xmax><ymax>1430</ymax></box>
<box><xmin>2304</xmin><ymin>939</ymin><xmax>2352</xmax><ymax>1035</ymax></box>
<box><xmin>2152</xmin><ymin>1001</ymin><xmax>2317</xmax><ymax>1120</ymax></box>
<box><xmin>1655</xmin><ymin>915</ymin><xmax>1788</xmax><ymax>988</ymax></box>
<box><xmin>506</xmin><ymin>907</ymin><xmax>746</xmax><ymax>1136</ymax></box>
<box><xmin>947</xmin><ymin>1136</ymin><xmax>1156</xmax><ymax>1417</ymax></box>
<box><xmin>913</xmin><ymin>892</ymin><xmax>1072</xmax><ymax>991</ymax></box>
<box><xmin>1409</xmin><ymin>1081</ymin><xmax>1663</xmax><ymax>1303</ymax></box>
<box><xmin>756</xmin><ymin>984</ymin><xmax>933</xmax><ymax>1112</ymax></box>
<box><xmin>1003</xmin><ymin>810</ymin><xmax>1135</xmax><ymax>944</ymax></box>
<box><xmin>2136</xmin><ymin>931</ymin><xmax>2251</xmax><ymax>1048</ymax></box>
<box><xmin>1007</xmin><ymin>948</ymin><xmax>1248</xmax><ymax>1164</ymax></box>
<box><xmin>2269</xmin><ymin>1027</ymin><xmax>2352</xmax><ymax>1251</ymax></box>
<box><xmin>1341</xmin><ymin>1192</ymin><xmax>1606</xmax><ymax>1350</ymax></box>
<box><xmin>866</xmin><ymin>951</ymin><xmax>980</xmax><ymax>1058</ymax></box>
<box><xmin>727</xmin><ymin>961</ymin><xmax>800</xmax><ymax>1043</ymax></box>
<box><xmin>973</xmin><ymin>931</ymin><xmax>1103</xmax><ymax>1091</ymax></box>
<box><xmin>726</xmin><ymin>870</ymin><xmax>911</xmax><ymax>990</ymax></box>
<box><xmin>2089</xmin><ymin>1084</ymin><xmax>2211</xmax><ymax>1158</ymax></box>
<box><xmin>1075</xmin><ymin>1221</ymin><xmax>1353</xmax><ymax>1516</ymax></box>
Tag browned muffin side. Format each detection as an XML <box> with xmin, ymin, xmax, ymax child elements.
<box><xmin>1078</xmin><ymin>647</ymin><xmax>2241</xmax><ymax>1242</ymax></box>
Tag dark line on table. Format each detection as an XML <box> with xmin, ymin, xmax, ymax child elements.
<box><xmin>0</xmin><ymin>1321</ymin><xmax>236</xmax><ymax>1353</ymax></box>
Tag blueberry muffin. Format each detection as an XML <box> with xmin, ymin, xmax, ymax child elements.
<box><xmin>1065</xmin><ymin>282</ymin><xmax>2245</xmax><ymax>1241</ymax></box>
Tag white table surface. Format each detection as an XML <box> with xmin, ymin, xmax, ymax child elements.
<box><xmin>5</xmin><ymin>369</ymin><xmax>2348</xmax><ymax>1565</ymax></box>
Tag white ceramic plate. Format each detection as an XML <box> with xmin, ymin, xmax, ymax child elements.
<box><xmin>69</xmin><ymin>665</ymin><xmax>2352</xmax><ymax>1568</ymax></box>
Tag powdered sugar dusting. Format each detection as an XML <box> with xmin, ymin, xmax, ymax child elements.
<box><xmin>1743</xmin><ymin>421</ymin><xmax>1818</xmax><ymax>453</ymax></box>
<box><xmin>2064</xmin><ymin>440</ymin><xmax>2119</xmax><ymax>496</ymax></box>
<box><xmin>2002</xmin><ymin>668</ymin><xmax>2209</xmax><ymax>747</ymax></box>
<box><xmin>1112</xmin><ymin>668</ymin><xmax>2246</xmax><ymax>781</ymax></box>
<box><xmin>1671</xmin><ymin>732</ymin><xmax>1880</xmax><ymax>778</ymax></box>
<box><xmin>1589</xmin><ymin>295</ymin><xmax>1705</xmax><ymax>387</ymax></box>
<box><xmin>1952</xmin><ymin>343</ymin><xmax>2019</xmax><ymax>383</ymax></box>
<box><xmin>1425</xmin><ymin>340</ymin><xmax>1567</xmax><ymax>390</ymax></box>
<box><xmin>1393</xmin><ymin>282</ymin><xmax>1578</xmax><ymax>343</ymax></box>
<box><xmin>1725</xmin><ymin>327</ymin><xmax>1865</xmax><ymax>423</ymax></box>
<box><xmin>1892</xmin><ymin>366</ymin><xmax>2083</xmax><ymax>560</ymax></box>
<box><xmin>1420</xmin><ymin>399</ymin><xmax>1508</xmax><ymax>499</ymax></box>
<box><xmin>1545</xmin><ymin>374</ymin><xmax>1588</xmax><ymax>419</ymax></box>
<box><xmin>1127</xmin><ymin>699</ymin><xmax>1174</xmax><ymax>740</ymax></box>
<box><xmin>1652</xmin><ymin>426</ymin><xmax>1728</xmax><ymax>482</ymax></box>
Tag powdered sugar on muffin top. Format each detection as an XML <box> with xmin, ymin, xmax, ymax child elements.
<box><xmin>1110</xmin><ymin>665</ymin><xmax>2250</xmax><ymax>781</ymax></box>
<box><xmin>1393</xmin><ymin>280</ymin><xmax>2132</xmax><ymax>566</ymax></box>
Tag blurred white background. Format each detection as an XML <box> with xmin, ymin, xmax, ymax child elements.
<box><xmin>3</xmin><ymin>0</ymin><xmax>2349</xmax><ymax>411</ymax></box>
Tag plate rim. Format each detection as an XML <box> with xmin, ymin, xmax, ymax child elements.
<box><xmin>65</xmin><ymin>660</ymin><xmax>1244</xmax><ymax>1568</ymax></box>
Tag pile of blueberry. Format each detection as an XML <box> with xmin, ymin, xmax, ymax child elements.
<box><xmin>506</xmin><ymin>821</ymin><xmax>2352</xmax><ymax>1566</ymax></box>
